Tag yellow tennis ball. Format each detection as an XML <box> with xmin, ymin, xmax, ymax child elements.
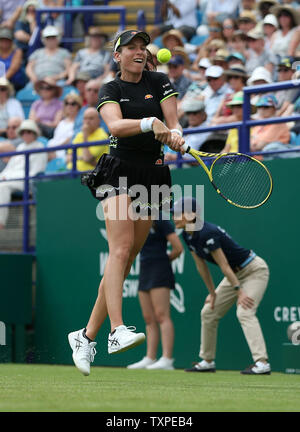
<box><xmin>157</xmin><ymin>48</ymin><xmax>172</xmax><ymax>64</ymax></box>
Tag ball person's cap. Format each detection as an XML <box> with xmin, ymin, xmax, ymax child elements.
<box><xmin>114</xmin><ymin>30</ymin><xmax>150</xmax><ymax>52</ymax></box>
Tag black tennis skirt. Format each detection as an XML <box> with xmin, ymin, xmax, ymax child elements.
<box><xmin>139</xmin><ymin>258</ymin><xmax>175</xmax><ymax>291</ymax></box>
<box><xmin>82</xmin><ymin>153</ymin><xmax>172</xmax><ymax>215</ymax></box>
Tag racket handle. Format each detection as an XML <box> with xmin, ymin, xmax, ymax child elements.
<box><xmin>182</xmin><ymin>143</ymin><xmax>190</xmax><ymax>153</ymax></box>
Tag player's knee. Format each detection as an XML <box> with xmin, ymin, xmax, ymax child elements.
<box><xmin>112</xmin><ymin>244</ymin><xmax>133</xmax><ymax>265</ymax></box>
<box><xmin>154</xmin><ymin>309</ymin><xmax>169</xmax><ymax>324</ymax></box>
<box><xmin>143</xmin><ymin>313</ymin><xmax>156</xmax><ymax>326</ymax></box>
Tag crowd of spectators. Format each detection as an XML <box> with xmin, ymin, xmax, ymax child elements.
<box><xmin>0</xmin><ymin>0</ymin><xmax>300</xmax><ymax>228</ymax></box>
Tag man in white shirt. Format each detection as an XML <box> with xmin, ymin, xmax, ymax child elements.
<box><xmin>0</xmin><ymin>119</ymin><xmax>47</xmax><ymax>229</ymax></box>
<box><xmin>151</xmin><ymin>0</ymin><xmax>198</xmax><ymax>42</ymax></box>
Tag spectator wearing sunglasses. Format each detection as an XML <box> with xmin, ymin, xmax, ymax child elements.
<box><xmin>47</xmin><ymin>92</ymin><xmax>83</xmax><ymax>163</ymax></box>
<box><xmin>274</xmin><ymin>56</ymin><xmax>300</xmax><ymax>117</ymax></box>
<box><xmin>204</xmin><ymin>65</ymin><xmax>231</xmax><ymax>124</ymax></box>
<box><xmin>0</xmin><ymin>77</ymin><xmax>24</xmax><ymax>137</ymax></box>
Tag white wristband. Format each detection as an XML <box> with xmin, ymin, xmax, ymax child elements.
<box><xmin>170</xmin><ymin>128</ymin><xmax>183</xmax><ymax>137</ymax></box>
<box><xmin>140</xmin><ymin>117</ymin><xmax>156</xmax><ymax>133</ymax></box>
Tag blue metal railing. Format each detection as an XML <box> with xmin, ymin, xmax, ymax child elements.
<box><xmin>1</xmin><ymin>79</ymin><xmax>300</xmax><ymax>253</ymax></box>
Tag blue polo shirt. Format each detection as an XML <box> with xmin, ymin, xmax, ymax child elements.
<box><xmin>182</xmin><ymin>221</ymin><xmax>250</xmax><ymax>270</ymax></box>
<box><xmin>140</xmin><ymin>219</ymin><xmax>175</xmax><ymax>262</ymax></box>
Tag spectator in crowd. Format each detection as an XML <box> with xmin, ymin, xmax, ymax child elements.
<box><xmin>270</xmin><ymin>4</ymin><xmax>300</xmax><ymax>59</ymax></box>
<box><xmin>40</xmin><ymin>0</ymin><xmax>64</xmax><ymax>35</ymax></box>
<box><xmin>47</xmin><ymin>92</ymin><xmax>82</xmax><ymax>162</ymax></box>
<box><xmin>274</xmin><ymin>56</ymin><xmax>299</xmax><ymax>117</ymax></box>
<box><xmin>0</xmin><ymin>77</ymin><xmax>24</xmax><ymax>137</ymax></box>
<box><xmin>29</xmin><ymin>77</ymin><xmax>64</xmax><ymax>139</ymax></box>
<box><xmin>167</xmin><ymin>53</ymin><xmax>192</xmax><ymax>100</ymax></box>
<box><xmin>222</xmin><ymin>17</ymin><xmax>237</xmax><ymax>48</ymax></box>
<box><xmin>237</xmin><ymin>11</ymin><xmax>257</xmax><ymax>34</ymax></box>
<box><xmin>230</xmin><ymin>30</ymin><xmax>248</xmax><ymax>61</ymax></box>
<box><xmin>161</xmin><ymin>28</ymin><xmax>185</xmax><ymax>52</ymax></box>
<box><xmin>250</xmin><ymin>94</ymin><xmax>290</xmax><ymax>152</ymax></box>
<box><xmin>0</xmin><ymin>117</ymin><xmax>22</xmax><ymax>172</ymax></box>
<box><xmin>66</xmin><ymin>107</ymin><xmax>108</xmax><ymax>172</ymax></box>
<box><xmin>256</xmin><ymin>0</ymin><xmax>278</xmax><ymax>20</ymax></box>
<box><xmin>66</xmin><ymin>27</ymin><xmax>111</xmax><ymax>87</ymax></box>
<box><xmin>223</xmin><ymin>91</ymin><xmax>247</xmax><ymax>152</ymax></box>
<box><xmin>193</xmin><ymin>23</ymin><xmax>225</xmax><ymax>67</ymax></box>
<box><xmin>0</xmin><ymin>27</ymin><xmax>26</xmax><ymax>91</ymax></box>
<box><xmin>151</xmin><ymin>0</ymin><xmax>198</xmax><ymax>42</ymax></box>
<box><xmin>127</xmin><ymin>215</ymin><xmax>183</xmax><ymax>370</ymax></box>
<box><xmin>0</xmin><ymin>0</ymin><xmax>24</xmax><ymax>29</ymax></box>
<box><xmin>246</xmin><ymin>66</ymin><xmax>273</xmax><ymax>107</ymax></box>
<box><xmin>205</xmin><ymin>0</ymin><xmax>240</xmax><ymax>24</ymax></box>
<box><xmin>165</xmin><ymin>98</ymin><xmax>211</xmax><ymax>164</ymax></box>
<box><xmin>211</xmin><ymin>49</ymin><xmax>230</xmax><ymax>70</ymax></box>
<box><xmin>70</xmin><ymin>71</ymin><xmax>90</xmax><ymax>105</ymax></box>
<box><xmin>204</xmin><ymin>65</ymin><xmax>231</xmax><ymax>124</ymax></box>
<box><xmin>14</xmin><ymin>0</ymin><xmax>38</xmax><ymax>61</ymax></box>
<box><xmin>0</xmin><ymin>119</ymin><xmax>47</xmax><ymax>229</ymax></box>
<box><xmin>211</xmin><ymin>64</ymin><xmax>248</xmax><ymax>125</ymax></box>
<box><xmin>262</xmin><ymin>14</ymin><xmax>278</xmax><ymax>50</ymax></box>
<box><xmin>73</xmin><ymin>79</ymin><xmax>108</xmax><ymax>136</ymax></box>
<box><xmin>25</xmin><ymin>25</ymin><xmax>72</xmax><ymax>85</ymax></box>
<box><xmin>245</xmin><ymin>26</ymin><xmax>277</xmax><ymax>75</ymax></box>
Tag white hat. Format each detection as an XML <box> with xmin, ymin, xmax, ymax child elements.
<box><xmin>181</xmin><ymin>98</ymin><xmax>205</xmax><ymax>113</ymax></box>
<box><xmin>198</xmin><ymin>58</ymin><xmax>211</xmax><ymax>69</ymax></box>
<box><xmin>205</xmin><ymin>65</ymin><xmax>224</xmax><ymax>78</ymax></box>
<box><xmin>263</xmin><ymin>14</ymin><xmax>278</xmax><ymax>28</ymax></box>
<box><xmin>18</xmin><ymin>119</ymin><xmax>41</xmax><ymax>137</ymax></box>
<box><xmin>247</xmin><ymin>66</ymin><xmax>272</xmax><ymax>85</ymax></box>
<box><xmin>42</xmin><ymin>25</ymin><xmax>60</xmax><ymax>38</ymax></box>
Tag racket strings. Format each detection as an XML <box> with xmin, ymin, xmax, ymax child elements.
<box><xmin>211</xmin><ymin>155</ymin><xmax>271</xmax><ymax>207</ymax></box>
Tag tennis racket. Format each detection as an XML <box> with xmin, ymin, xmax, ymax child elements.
<box><xmin>182</xmin><ymin>143</ymin><xmax>273</xmax><ymax>209</ymax></box>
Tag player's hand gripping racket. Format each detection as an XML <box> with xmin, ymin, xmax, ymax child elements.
<box><xmin>182</xmin><ymin>143</ymin><xmax>273</xmax><ymax>209</ymax></box>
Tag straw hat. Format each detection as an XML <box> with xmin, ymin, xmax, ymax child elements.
<box><xmin>162</xmin><ymin>29</ymin><xmax>184</xmax><ymax>47</ymax></box>
<box><xmin>34</xmin><ymin>77</ymin><xmax>63</xmax><ymax>98</ymax></box>
<box><xmin>18</xmin><ymin>119</ymin><xmax>41</xmax><ymax>137</ymax></box>
<box><xmin>0</xmin><ymin>77</ymin><xmax>14</xmax><ymax>97</ymax></box>
<box><xmin>270</xmin><ymin>4</ymin><xmax>300</xmax><ymax>26</ymax></box>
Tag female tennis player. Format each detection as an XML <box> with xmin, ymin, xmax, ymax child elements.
<box><xmin>127</xmin><ymin>216</ymin><xmax>183</xmax><ymax>370</ymax></box>
<box><xmin>68</xmin><ymin>29</ymin><xmax>185</xmax><ymax>376</ymax></box>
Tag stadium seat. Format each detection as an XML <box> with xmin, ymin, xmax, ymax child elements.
<box><xmin>45</xmin><ymin>158</ymin><xmax>67</xmax><ymax>173</ymax></box>
<box><xmin>16</xmin><ymin>84</ymin><xmax>40</xmax><ymax>119</ymax></box>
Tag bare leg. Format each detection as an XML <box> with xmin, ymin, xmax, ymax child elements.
<box><xmin>138</xmin><ymin>291</ymin><xmax>159</xmax><ymax>360</ymax></box>
<box><xmin>151</xmin><ymin>287</ymin><xmax>174</xmax><ymax>359</ymax></box>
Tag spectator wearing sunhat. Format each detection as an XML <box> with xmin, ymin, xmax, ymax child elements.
<box><xmin>211</xmin><ymin>65</ymin><xmax>248</xmax><ymax>125</ymax></box>
<box><xmin>26</xmin><ymin>25</ymin><xmax>72</xmax><ymax>84</ymax></box>
<box><xmin>245</xmin><ymin>26</ymin><xmax>277</xmax><ymax>76</ymax></box>
<box><xmin>204</xmin><ymin>65</ymin><xmax>231</xmax><ymax>124</ymax></box>
<box><xmin>250</xmin><ymin>94</ymin><xmax>290</xmax><ymax>152</ymax></box>
<box><xmin>167</xmin><ymin>54</ymin><xmax>192</xmax><ymax>100</ymax></box>
<box><xmin>275</xmin><ymin>56</ymin><xmax>300</xmax><ymax>116</ymax></box>
<box><xmin>66</xmin><ymin>26</ymin><xmax>111</xmax><ymax>87</ymax></box>
<box><xmin>211</xmin><ymin>49</ymin><xmax>230</xmax><ymax>70</ymax></box>
<box><xmin>0</xmin><ymin>119</ymin><xmax>47</xmax><ymax>229</ymax></box>
<box><xmin>29</xmin><ymin>77</ymin><xmax>64</xmax><ymax>139</ymax></box>
<box><xmin>263</xmin><ymin>14</ymin><xmax>278</xmax><ymax>50</ymax></box>
<box><xmin>269</xmin><ymin>4</ymin><xmax>300</xmax><ymax>58</ymax></box>
<box><xmin>237</xmin><ymin>11</ymin><xmax>257</xmax><ymax>34</ymax></box>
<box><xmin>226</xmin><ymin>52</ymin><xmax>246</xmax><ymax>68</ymax></box>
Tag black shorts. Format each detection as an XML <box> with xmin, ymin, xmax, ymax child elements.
<box><xmin>138</xmin><ymin>258</ymin><xmax>175</xmax><ymax>292</ymax></box>
<box><xmin>82</xmin><ymin>153</ymin><xmax>172</xmax><ymax>216</ymax></box>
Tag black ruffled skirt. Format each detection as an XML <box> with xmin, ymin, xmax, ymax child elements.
<box><xmin>81</xmin><ymin>153</ymin><xmax>172</xmax><ymax>215</ymax></box>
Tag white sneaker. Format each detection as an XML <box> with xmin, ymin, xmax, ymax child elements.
<box><xmin>185</xmin><ymin>359</ymin><xmax>216</xmax><ymax>372</ymax></box>
<box><xmin>68</xmin><ymin>328</ymin><xmax>97</xmax><ymax>376</ymax></box>
<box><xmin>108</xmin><ymin>325</ymin><xmax>145</xmax><ymax>354</ymax></box>
<box><xmin>241</xmin><ymin>361</ymin><xmax>271</xmax><ymax>375</ymax></box>
<box><xmin>127</xmin><ymin>356</ymin><xmax>156</xmax><ymax>369</ymax></box>
<box><xmin>146</xmin><ymin>357</ymin><xmax>175</xmax><ymax>370</ymax></box>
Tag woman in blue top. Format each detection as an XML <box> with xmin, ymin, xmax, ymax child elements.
<box><xmin>127</xmin><ymin>217</ymin><xmax>183</xmax><ymax>370</ymax></box>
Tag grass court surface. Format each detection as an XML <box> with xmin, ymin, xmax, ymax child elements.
<box><xmin>0</xmin><ymin>364</ymin><xmax>299</xmax><ymax>412</ymax></box>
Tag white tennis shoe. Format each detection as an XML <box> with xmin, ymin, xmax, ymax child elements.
<box><xmin>68</xmin><ymin>328</ymin><xmax>97</xmax><ymax>376</ymax></box>
<box><xmin>127</xmin><ymin>356</ymin><xmax>156</xmax><ymax>369</ymax></box>
<box><xmin>146</xmin><ymin>356</ymin><xmax>174</xmax><ymax>370</ymax></box>
<box><xmin>108</xmin><ymin>325</ymin><xmax>145</xmax><ymax>354</ymax></box>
